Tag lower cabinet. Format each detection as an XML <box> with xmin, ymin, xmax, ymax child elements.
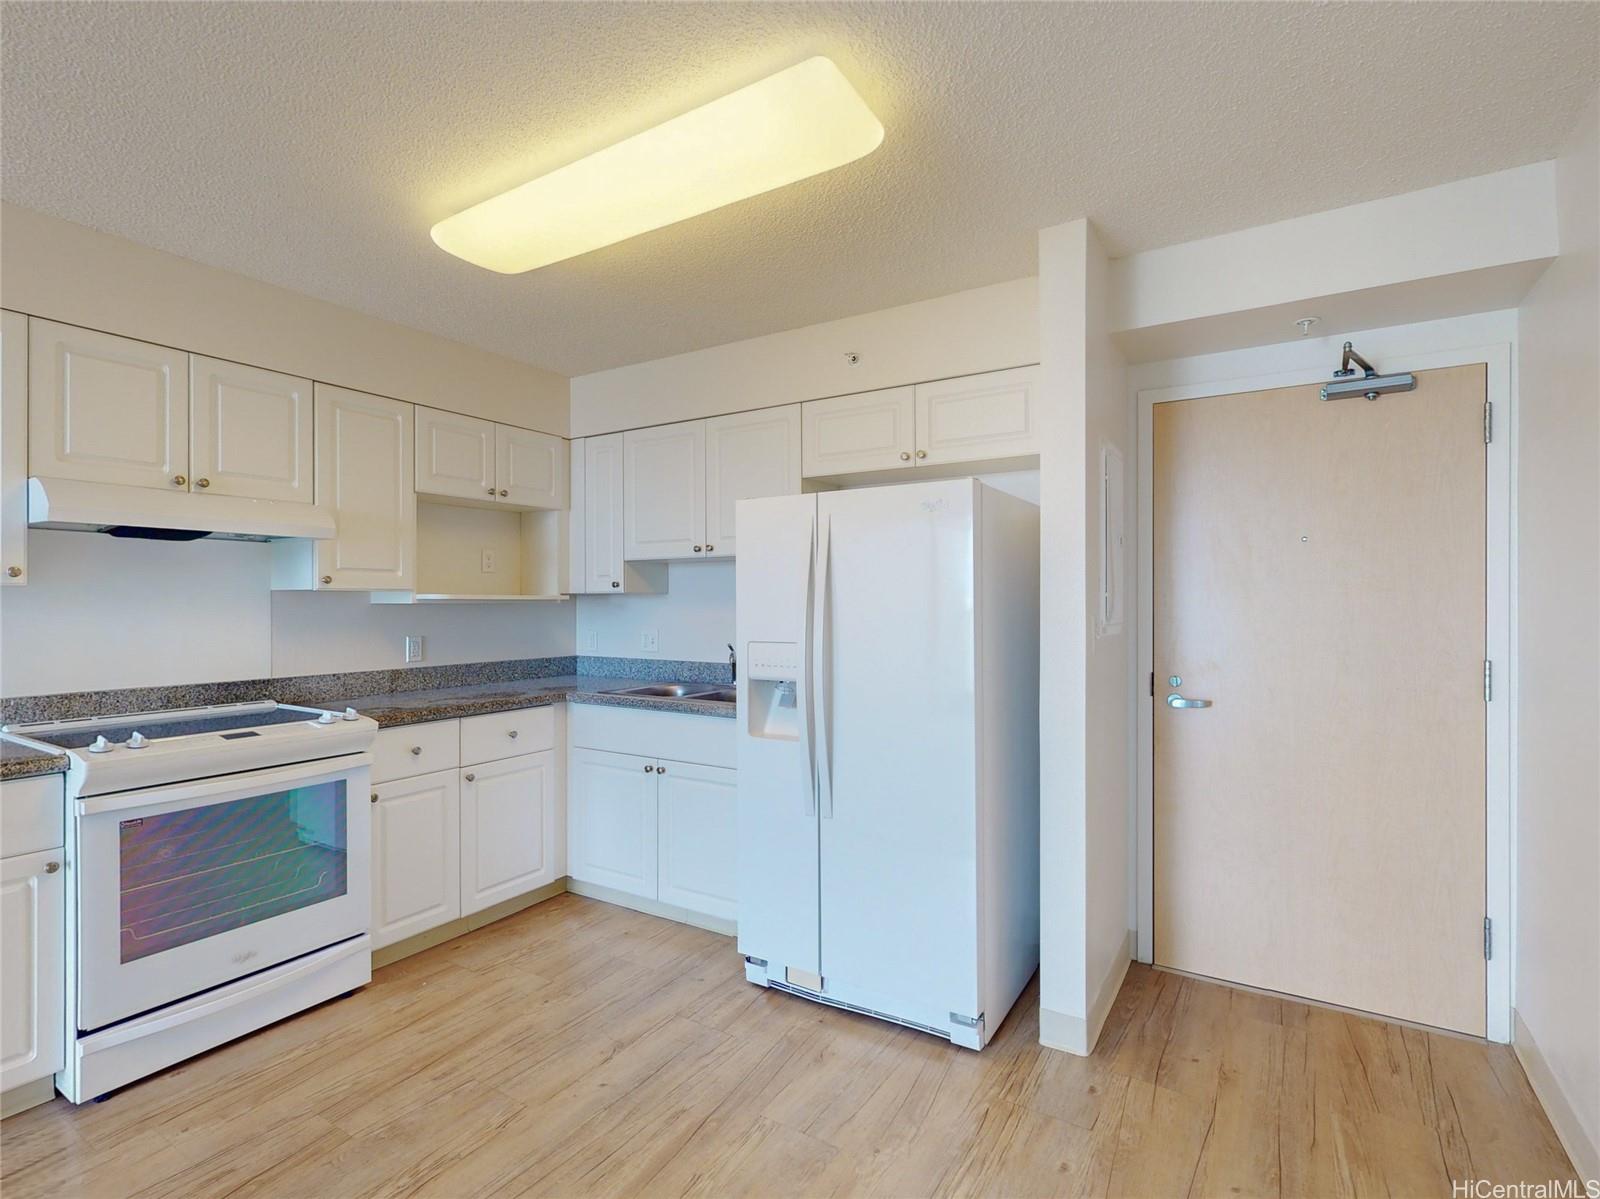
<box><xmin>461</xmin><ymin>751</ymin><xmax>561</xmax><ymax>916</ymax></box>
<box><xmin>1</xmin><ymin>774</ymin><xmax>66</xmax><ymax>1100</ymax></box>
<box><xmin>370</xmin><ymin>769</ymin><xmax>461</xmax><ymax>950</ymax></box>
<box><xmin>569</xmin><ymin>747</ymin><xmax>736</xmax><ymax>922</ymax></box>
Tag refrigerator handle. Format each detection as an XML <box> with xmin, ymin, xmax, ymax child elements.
<box><xmin>801</xmin><ymin>514</ymin><xmax>817</xmax><ymax>816</ymax></box>
<box><xmin>814</xmin><ymin>512</ymin><xmax>834</xmax><ymax>819</ymax></box>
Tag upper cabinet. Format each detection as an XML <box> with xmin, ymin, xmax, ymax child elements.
<box><xmin>28</xmin><ymin>320</ymin><xmax>189</xmax><ymax>492</ymax></box>
<box><xmin>801</xmin><ymin>367</ymin><xmax>1039</xmax><ymax>478</ymax></box>
<box><xmin>2</xmin><ymin>311</ymin><xmax>26</xmax><ymax>586</ymax></box>
<box><xmin>703</xmin><ymin>407</ymin><xmax>801</xmax><ymax>560</ymax></box>
<box><xmin>913</xmin><ymin>366</ymin><xmax>1039</xmax><ymax>465</ymax></box>
<box><xmin>306</xmin><ymin>384</ymin><xmax>415</xmax><ymax>590</ymax></box>
<box><xmin>802</xmin><ymin>386</ymin><xmax>915</xmax><ymax>477</ymax></box>
<box><xmin>497</xmin><ymin>424</ymin><xmax>567</xmax><ymax>510</ymax></box>
<box><xmin>624</xmin><ymin>407</ymin><xmax>800</xmax><ymax>562</ymax></box>
<box><xmin>624</xmin><ymin>422</ymin><xmax>705</xmax><ymax>560</ymax></box>
<box><xmin>189</xmin><ymin>356</ymin><xmax>313</xmax><ymax>503</ymax></box>
<box><xmin>572</xmin><ymin>433</ymin><xmax>666</xmax><ymax>594</ymax></box>
<box><xmin>415</xmin><ymin>407</ymin><xmax>567</xmax><ymax>511</ymax></box>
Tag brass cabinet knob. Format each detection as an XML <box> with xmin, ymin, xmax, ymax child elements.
<box><xmin>320</xmin><ymin>575</ymin><xmax>333</xmax><ymax>585</ymax></box>
<box><xmin>464</xmin><ymin>772</ymin><xmax>476</xmax><ymax>782</ymax></box>
<box><xmin>915</xmin><ymin>450</ymin><xmax>927</xmax><ymax>459</ymax></box>
<box><xmin>44</xmin><ymin>861</ymin><xmax>60</xmax><ymax>874</ymax></box>
<box><xmin>899</xmin><ymin>452</ymin><xmax>911</xmax><ymax>461</ymax></box>
<box><xmin>5</xmin><ymin>566</ymin><xmax>19</xmax><ymax>578</ymax></box>
<box><xmin>370</xmin><ymin>792</ymin><xmax>379</xmax><ymax>803</ymax></box>
<box><xmin>486</xmin><ymin>487</ymin><xmax>496</xmax><ymax>496</ymax></box>
<box><xmin>196</xmin><ymin>477</ymin><xmax>211</xmax><ymax>488</ymax></box>
<box><xmin>499</xmin><ymin>489</ymin><xmax>509</xmax><ymax>497</ymax></box>
<box><xmin>172</xmin><ymin>474</ymin><xmax>187</xmax><ymax>487</ymax></box>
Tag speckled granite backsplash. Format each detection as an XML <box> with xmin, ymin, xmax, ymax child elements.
<box><xmin>0</xmin><ymin>656</ymin><xmax>731</xmax><ymax>726</ymax></box>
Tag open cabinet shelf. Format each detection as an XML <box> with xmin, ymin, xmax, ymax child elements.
<box><xmin>370</xmin><ymin>592</ymin><xmax>567</xmax><ymax>604</ymax></box>
<box><xmin>370</xmin><ymin>498</ymin><xmax>569</xmax><ymax>605</ymax></box>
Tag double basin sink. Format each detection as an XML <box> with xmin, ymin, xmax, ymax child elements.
<box><xmin>602</xmin><ymin>682</ymin><xmax>737</xmax><ymax>704</ymax></box>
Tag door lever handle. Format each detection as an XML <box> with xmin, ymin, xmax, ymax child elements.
<box><xmin>1166</xmin><ymin>693</ymin><xmax>1212</xmax><ymax>709</ymax></box>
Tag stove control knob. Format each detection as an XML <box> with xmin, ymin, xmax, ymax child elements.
<box><xmin>88</xmin><ymin>735</ymin><xmax>112</xmax><ymax>754</ymax></box>
<box><xmin>342</xmin><ymin>707</ymin><xmax>360</xmax><ymax>721</ymax></box>
<box><xmin>127</xmin><ymin>731</ymin><xmax>148</xmax><ymax>749</ymax></box>
<box><xmin>317</xmin><ymin>712</ymin><xmax>336</xmax><ymax>725</ymax></box>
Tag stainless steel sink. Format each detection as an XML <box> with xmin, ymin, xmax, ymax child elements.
<box><xmin>692</xmin><ymin>688</ymin><xmax>737</xmax><ymax>704</ymax></box>
<box><xmin>608</xmin><ymin>683</ymin><xmax>707</xmax><ymax>698</ymax></box>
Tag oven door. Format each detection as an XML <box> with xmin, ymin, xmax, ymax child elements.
<box><xmin>75</xmin><ymin>754</ymin><xmax>371</xmax><ymax>1032</ymax></box>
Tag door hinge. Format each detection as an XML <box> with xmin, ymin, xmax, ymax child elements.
<box><xmin>1484</xmin><ymin>401</ymin><xmax>1493</xmax><ymax>444</ymax></box>
<box><xmin>1484</xmin><ymin>659</ymin><xmax>1493</xmax><ymax>702</ymax></box>
<box><xmin>950</xmin><ymin>1010</ymin><xmax>985</xmax><ymax>1030</ymax></box>
<box><xmin>1484</xmin><ymin>917</ymin><xmax>1493</xmax><ymax>960</ymax></box>
<box><xmin>1149</xmin><ymin>671</ymin><xmax>1155</xmax><ymax>698</ymax></box>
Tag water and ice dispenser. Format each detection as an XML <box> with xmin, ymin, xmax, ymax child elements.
<box><xmin>745</xmin><ymin>640</ymin><xmax>802</xmax><ymax>740</ymax></box>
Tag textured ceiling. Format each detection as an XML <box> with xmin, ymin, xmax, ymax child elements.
<box><xmin>2</xmin><ymin>2</ymin><xmax>1596</xmax><ymax>377</ymax></box>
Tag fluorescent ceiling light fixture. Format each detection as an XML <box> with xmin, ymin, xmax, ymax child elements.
<box><xmin>431</xmin><ymin>56</ymin><xmax>884</xmax><ymax>274</ymax></box>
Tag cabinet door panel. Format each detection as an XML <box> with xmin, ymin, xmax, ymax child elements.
<box><xmin>704</xmin><ymin>407</ymin><xmax>800</xmax><ymax>559</ymax></box>
<box><xmin>656</xmin><ymin>762</ymin><xmax>737</xmax><ymax>921</ymax></box>
<box><xmin>371</xmin><ymin>770</ymin><xmax>460</xmax><ymax>949</ymax></box>
<box><xmin>2</xmin><ymin>311</ymin><xmax>26</xmax><ymax>586</ymax></box>
<box><xmin>315</xmin><ymin>385</ymin><xmax>415</xmax><ymax>590</ymax></box>
<box><xmin>584</xmin><ymin>433</ymin><xmax>625</xmax><ymax>591</ymax></box>
<box><xmin>28</xmin><ymin>319</ymin><xmax>188</xmax><ymax>491</ymax></box>
<box><xmin>1</xmin><ymin>849</ymin><xmax>65</xmax><ymax>1092</ymax></box>
<box><xmin>461</xmin><ymin>751</ymin><xmax>559</xmax><ymax>915</ymax></box>
<box><xmin>914</xmin><ymin>366</ymin><xmax>1039</xmax><ymax>464</ymax></box>
<box><xmin>416</xmin><ymin>406</ymin><xmax>496</xmax><ymax>502</ymax></box>
<box><xmin>567</xmin><ymin>438</ymin><xmax>588</xmax><ymax>593</ymax></box>
<box><xmin>624</xmin><ymin>422</ymin><xmax>705</xmax><ymax>560</ymax></box>
<box><xmin>496</xmin><ymin>425</ymin><xmax>567</xmax><ymax>509</ymax></box>
<box><xmin>568</xmin><ymin>747</ymin><xmax>657</xmax><ymax>899</ymax></box>
<box><xmin>801</xmin><ymin>387</ymin><xmax>915</xmax><ymax>478</ymax></box>
<box><xmin>190</xmin><ymin>356</ymin><xmax>313</xmax><ymax>503</ymax></box>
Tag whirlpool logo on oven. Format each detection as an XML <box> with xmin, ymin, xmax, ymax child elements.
<box><xmin>231</xmin><ymin>949</ymin><xmax>259</xmax><ymax>966</ymax></box>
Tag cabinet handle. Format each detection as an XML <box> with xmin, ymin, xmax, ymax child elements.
<box><xmin>644</xmin><ymin>764</ymin><xmax>654</xmax><ymax>772</ymax></box>
<box><xmin>693</xmin><ymin>545</ymin><xmax>703</xmax><ymax>553</ymax></box>
<box><xmin>507</xmin><ymin>729</ymin><xmax>518</xmax><ymax>739</ymax></box>
<box><xmin>486</xmin><ymin>487</ymin><xmax>496</xmax><ymax>496</ymax></box>
<box><xmin>899</xmin><ymin>452</ymin><xmax>910</xmax><ymax>462</ymax></box>
<box><xmin>656</xmin><ymin>766</ymin><xmax>667</xmax><ymax>776</ymax></box>
<box><xmin>410</xmin><ymin>745</ymin><xmax>422</xmax><ymax>755</ymax></box>
<box><xmin>499</xmin><ymin>489</ymin><xmax>509</xmax><ymax>497</ymax></box>
<box><xmin>44</xmin><ymin>860</ymin><xmax>60</xmax><ymax>874</ymax></box>
<box><xmin>5</xmin><ymin>566</ymin><xmax>19</xmax><ymax>578</ymax></box>
<box><xmin>320</xmin><ymin>575</ymin><xmax>333</xmax><ymax>585</ymax></box>
<box><xmin>370</xmin><ymin>792</ymin><xmax>379</xmax><ymax>804</ymax></box>
<box><xmin>172</xmin><ymin>474</ymin><xmax>187</xmax><ymax>487</ymax></box>
<box><xmin>464</xmin><ymin>772</ymin><xmax>476</xmax><ymax>782</ymax></box>
<box><xmin>915</xmin><ymin>450</ymin><xmax>927</xmax><ymax>460</ymax></box>
<box><xmin>611</xmin><ymin>581</ymin><xmax>620</xmax><ymax>588</ymax></box>
<box><xmin>704</xmin><ymin>544</ymin><xmax>714</xmax><ymax>552</ymax></box>
<box><xmin>196</xmin><ymin>477</ymin><xmax>211</xmax><ymax>488</ymax></box>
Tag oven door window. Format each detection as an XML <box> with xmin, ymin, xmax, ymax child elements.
<box><xmin>118</xmin><ymin>781</ymin><xmax>348</xmax><ymax>963</ymax></box>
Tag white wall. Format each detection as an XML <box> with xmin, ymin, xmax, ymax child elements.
<box><xmin>0</xmin><ymin>203</ymin><xmax>570</xmax><ymax>435</ymax></box>
<box><xmin>576</xmin><ymin>561</ymin><xmax>734</xmax><ymax>664</ymax></box>
<box><xmin>0</xmin><ymin>531</ymin><xmax>575</xmax><ymax>695</ymax></box>
<box><xmin>569</xmin><ymin>277</ymin><xmax>1038</xmax><ymax>436</ymax></box>
<box><xmin>1036</xmin><ymin>218</ymin><xmax>1132</xmax><ymax>1056</ymax></box>
<box><xmin>1512</xmin><ymin>96</ymin><xmax>1600</xmax><ymax>1181</ymax></box>
<box><xmin>1111</xmin><ymin>163</ymin><xmax>1560</xmax><ymax>364</ymax></box>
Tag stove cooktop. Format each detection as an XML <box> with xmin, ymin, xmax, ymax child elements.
<box><xmin>35</xmin><ymin>705</ymin><xmax>330</xmax><ymax>750</ymax></box>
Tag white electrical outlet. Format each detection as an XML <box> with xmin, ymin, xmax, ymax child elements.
<box><xmin>404</xmin><ymin>635</ymin><xmax>424</xmax><ymax>663</ymax></box>
<box><xmin>480</xmin><ymin>550</ymin><xmax>496</xmax><ymax>574</ymax></box>
<box><xmin>640</xmin><ymin>629</ymin><xmax>658</xmax><ymax>653</ymax></box>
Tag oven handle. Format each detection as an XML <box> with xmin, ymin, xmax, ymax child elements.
<box><xmin>75</xmin><ymin>752</ymin><xmax>371</xmax><ymax>818</ymax></box>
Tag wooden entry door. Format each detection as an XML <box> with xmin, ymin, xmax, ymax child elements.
<box><xmin>1153</xmin><ymin>364</ymin><xmax>1487</xmax><ymax>1035</ymax></box>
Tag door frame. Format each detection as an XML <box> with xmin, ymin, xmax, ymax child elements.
<box><xmin>1134</xmin><ymin>339</ymin><xmax>1513</xmax><ymax>1042</ymax></box>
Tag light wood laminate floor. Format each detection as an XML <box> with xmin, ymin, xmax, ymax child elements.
<box><xmin>0</xmin><ymin>894</ymin><xmax>1576</xmax><ymax>1198</ymax></box>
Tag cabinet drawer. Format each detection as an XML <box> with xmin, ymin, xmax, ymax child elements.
<box><xmin>460</xmin><ymin>705</ymin><xmax>556</xmax><ymax>764</ymax></box>
<box><xmin>568</xmin><ymin>703</ymin><xmax>735</xmax><ymax>769</ymax></box>
<box><xmin>372</xmin><ymin>720</ymin><xmax>460</xmax><ymax>784</ymax></box>
<box><xmin>0</xmin><ymin>773</ymin><xmax>65</xmax><ymax>857</ymax></box>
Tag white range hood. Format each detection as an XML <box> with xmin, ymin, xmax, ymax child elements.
<box><xmin>27</xmin><ymin>476</ymin><xmax>337</xmax><ymax>541</ymax></box>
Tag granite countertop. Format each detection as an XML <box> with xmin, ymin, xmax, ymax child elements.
<box><xmin>339</xmin><ymin>676</ymin><xmax>736</xmax><ymax>728</ymax></box>
<box><xmin>1</xmin><ymin>736</ymin><xmax>69</xmax><ymax>782</ymax></box>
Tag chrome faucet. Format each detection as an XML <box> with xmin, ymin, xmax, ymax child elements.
<box><xmin>728</xmin><ymin>643</ymin><xmax>737</xmax><ymax>683</ymax></box>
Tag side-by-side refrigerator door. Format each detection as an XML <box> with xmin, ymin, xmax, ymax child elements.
<box><xmin>735</xmin><ymin>493</ymin><xmax>820</xmax><ymax>978</ymax></box>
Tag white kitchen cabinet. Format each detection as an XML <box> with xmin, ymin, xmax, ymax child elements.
<box><xmin>914</xmin><ymin>366</ymin><xmax>1039</xmax><ymax>463</ymax></box>
<box><xmin>802</xmin><ymin>386</ymin><xmax>916</xmax><ymax>477</ymax></box>
<box><xmin>28</xmin><ymin>319</ymin><xmax>189</xmax><ymax>492</ymax></box>
<box><xmin>568</xmin><ymin>747</ymin><xmax>658</xmax><ymax>900</ymax></box>
<box><xmin>461</xmin><ymin>750</ymin><xmax>561</xmax><ymax>915</ymax></box>
<box><xmin>189</xmin><ymin>356</ymin><xmax>314</xmax><ymax>504</ymax></box>
<box><xmin>568</xmin><ymin>438</ymin><xmax>587</xmax><ymax>592</ymax></box>
<box><xmin>415</xmin><ymin>406</ymin><xmax>496</xmax><ymax>503</ymax></box>
<box><xmin>306</xmin><ymin>384</ymin><xmax>415</xmax><ymax>590</ymax></box>
<box><xmin>703</xmin><ymin>406</ymin><xmax>801</xmax><ymax>559</ymax></box>
<box><xmin>1</xmin><ymin>770</ymin><xmax>65</xmax><ymax>1103</ymax></box>
<box><xmin>370</xmin><ymin>769</ymin><xmax>461</xmax><ymax>950</ymax></box>
<box><xmin>497</xmin><ymin>425</ymin><xmax>567</xmax><ymax>510</ymax></box>
<box><xmin>2</xmin><ymin>310</ymin><xmax>27</xmax><ymax>586</ymax></box>
<box><xmin>575</xmin><ymin>433</ymin><xmax>663</xmax><ymax>594</ymax></box>
<box><xmin>655</xmin><ymin>761</ymin><xmax>738</xmax><ymax>922</ymax></box>
<box><xmin>624</xmin><ymin>421</ymin><xmax>705</xmax><ymax>560</ymax></box>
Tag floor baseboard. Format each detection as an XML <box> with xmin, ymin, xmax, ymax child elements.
<box><xmin>1514</xmin><ymin>1008</ymin><xmax>1600</xmax><ymax>1182</ymax></box>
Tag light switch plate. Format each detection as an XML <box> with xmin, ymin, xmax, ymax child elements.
<box><xmin>404</xmin><ymin>635</ymin><xmax>424</xmax><ymax>663</ymax></box>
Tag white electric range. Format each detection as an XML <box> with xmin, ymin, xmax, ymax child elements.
<box><xmin>5</xmin><ymin>701</ymin><xmax>378</xmax><ymax>1102</ymax></box>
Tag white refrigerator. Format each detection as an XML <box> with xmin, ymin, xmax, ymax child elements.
<box><xmin>735</xmin><ymin>477</ymin><xmax>1040</xmax><ymax>1049</ymax></box>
